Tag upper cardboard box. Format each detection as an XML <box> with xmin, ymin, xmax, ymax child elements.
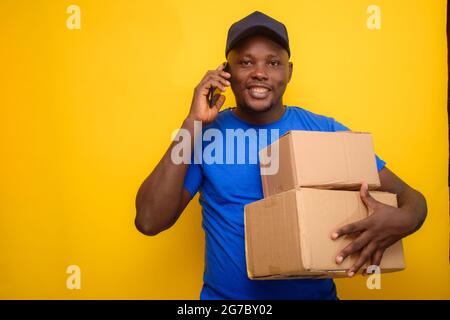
<box><xmin>259</xmin><ymin>130</ymin><xmax>381</xmax><ymax>197</ymax></box>
<box><xmin>244</xmin><ymin>187</ymin><xmax>405</xmax><ymax>280</ymax></box>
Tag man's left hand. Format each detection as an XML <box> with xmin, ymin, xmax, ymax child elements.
<box><xmin>331</xmin><ymin>182</ymin><xmax>416</xmax><ymax>277</ymax></box>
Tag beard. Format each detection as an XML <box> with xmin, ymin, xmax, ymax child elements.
<box><xmin>237</xmin><ymin>94</ymin><xmax>276</xmax><ymax>114</ymax></box>
<box><xmin>240</xmin><ymin>102</ymin><xmax>273</xmax><ymax>114</ymax></box>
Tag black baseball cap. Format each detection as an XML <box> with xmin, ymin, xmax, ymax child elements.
<box><xmin>225</xmin><ymin>11</ymin><xmax>290</xmax><ymax>58</ymax></box>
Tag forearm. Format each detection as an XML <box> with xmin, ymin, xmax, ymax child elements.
<box><xmin>397</xmin><ymin>186</ymin><xmax>428</xmax><ymax>234</ymax></box>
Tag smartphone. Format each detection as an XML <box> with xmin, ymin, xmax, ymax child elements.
<box><xmin>208</xmin><ymin>62</ymin><xmax>229</xmax><ymax>108</ymax></box>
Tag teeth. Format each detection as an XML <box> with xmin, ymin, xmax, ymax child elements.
<box><xmin>248</xmin><ymin>86</ymin><xmax>270</xmax><ymax>99</ymax></box>
<box><xmin>250</xmin><ymin>87</ymin><xmax>269</xmax><ymax>92</ymax></box>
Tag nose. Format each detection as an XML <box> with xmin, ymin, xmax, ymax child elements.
<box><xmin>250</xmin><ymin>63</ymin><xmax>268</xmax><ymax>81</ymax></box>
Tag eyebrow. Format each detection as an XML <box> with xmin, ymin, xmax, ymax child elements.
<box><xmin>241</xmin><ymin>53</ymin><xmax>281</xmax><ymax>59</ymax></box>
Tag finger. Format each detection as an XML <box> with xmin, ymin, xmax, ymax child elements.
<box><xmin>220</xmin><ymin>70</ymin><xmax>231</xmax><ymax>78</ymax></box>
<box><xmin>204</xmin><ymin>70</ymin><xmax>231</xmax><ymax>85</ymax></box>
<box><xmin>216</xmin><ymin>62</ymin><xmax>226</xmax><ymax>71</ymax></box>
<box><xmin>215</xmin><ymin>62</ymin><xmax>231</xmax><ymax>78</ymax></box>
<box><xmin>198</xmin><ymin>79</ymin><xmax>228</xmax><ymax>99</ymax></box>
<box><xmin>360</xmin><ymin>181</ymin><xmax>378</xmax><ymax>212</ymax></box>
<box><xmin>363</xmin><ymin>249</ymin><xmax>383</xmax><ymax>276</ymax></box>
<box><xmin>205</xmin><ymin>68</ymin><xmax>229</xmax><ymax>80</ymax></box>
<box><xmin>371</xmin><ymin>249</ymin><xmax>384</xmax><ymax>267</ymax></box>
<box><xmin>335</xmin><ymin>231</ymin><xmax>372</xmax><ymax>264</ymax></box>
<box><xmin>205</xmin><ymin>75</ymin><xmax>230</xmax><ymax>88</ymax></box>
<box><xmin>205</xmin><ymin>79</ymin><xmax>226</xmax><ymax>92</ymax></box>
<box><xmin>348</xmin><ymin>241</ymin><xmax>378</xmax><ymax>277</ymax></box>
<box><xmin>212</xmin><ymin>75</ymin><xmax>231</xmax><ymax>87</ymax></box>
<box><xmin>212</xmin><ymin>94</ymin><xmax>226</xmax><ymax>111</ymax></box>
<box><xmin>331</xmin><ymin>218</ymin><xmax>370</xmax><ymax>240</ymax></box>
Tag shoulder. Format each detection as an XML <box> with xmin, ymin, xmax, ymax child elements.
<box><xmin>287</xmin><ymin>106</ymin><xmax>338</xmax><ymax>131</ymax></box>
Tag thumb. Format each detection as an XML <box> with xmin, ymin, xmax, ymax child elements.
<box><xmin>360</xmin><ymin>181</ymin><xmax>376</xmax><ymax>210</ymax></box>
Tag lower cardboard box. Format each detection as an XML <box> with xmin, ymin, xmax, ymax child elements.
<box><xmin>244</xmin><ymin>187</ymin><xmax>405</xmax><ymax>280</ymax></box>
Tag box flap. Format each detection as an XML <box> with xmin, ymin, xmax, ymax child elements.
<box><xmin>260</xmin><ymin>133</ymin><xmax>297</xmax><ymax>197</ymax></box>
<box><xmin>260</xmin><ymin>130</ymin><xmax>382</xmax><ymax>198</ymax></box>
<box><xmin>281</xmin><ymin>130</ymin><xmax>371</xmax><ymax>138</ymax></box>
<box><xmin>291</xmin><ymin>131</ymin><xmax>380</xmax><ymax>190</ymax></box>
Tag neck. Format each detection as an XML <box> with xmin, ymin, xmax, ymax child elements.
<box><xmin>233</xmin><ymin>102</ymin><xmax>286</xmax><ymax>125</ymax></box>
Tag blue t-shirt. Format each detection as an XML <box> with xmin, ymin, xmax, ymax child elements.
<box><xmin>183</xmin><ymin>106</ymin><xmax>386</xmax><ymax>300</ymax></box>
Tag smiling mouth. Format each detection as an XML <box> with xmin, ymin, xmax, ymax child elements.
<box><xmin>247</xmin><ymin>87</ymin><xmax>271</xmax><ymax>99</ymax></box>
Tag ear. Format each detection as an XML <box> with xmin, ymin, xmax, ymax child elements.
<box><xmin>288</xmin><ymin>61</ymin><xmax>293</xmax><ymax>82</ymax></box>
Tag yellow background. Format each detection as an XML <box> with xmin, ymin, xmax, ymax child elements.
<box><xmin>0</xmin><ymin>0</ymin><xmax>448</xmax><ymax>299</ymax></box>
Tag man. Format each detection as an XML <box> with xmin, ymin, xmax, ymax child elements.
<box><xmin>135</xmin><ymin>11</ymin><xmax>427</xmax><ymax>299</ymax></box>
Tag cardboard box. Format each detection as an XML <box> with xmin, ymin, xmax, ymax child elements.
<box><xmin>259</xmin><ymin>130</ymin><xmax>381</xmax><ymax>197</ymax></box>
<box><xmin>244</xmin><ymin>188</ymin><xmax>405</xmax><ymax>279</ymax></box>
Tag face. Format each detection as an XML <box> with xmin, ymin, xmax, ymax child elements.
<box><xmin>227</xmin><ymin>34</ymin><xmax>293</xmax><ymax>113</ymax></box>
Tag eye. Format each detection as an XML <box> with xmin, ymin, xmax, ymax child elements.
<box><xmin>270</xmin><ymin>60</ymin><xmax>280</xmax><ymax>66</ymax></box>
<box><xmin>241</xmin><ymin>60</ymin><xmax>252</xmax><ymax>66</ymax></box>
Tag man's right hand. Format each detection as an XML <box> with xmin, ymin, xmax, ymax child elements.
<box><xmin>187</xmin><ymin>63</ymin><xmax>231</xmax><ymax>125</ymax></box>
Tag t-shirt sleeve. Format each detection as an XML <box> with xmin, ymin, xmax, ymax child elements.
<box><xmin>330</xmin><ymin>118</ymin><xmax>386</xmax><ymax>172</ymax></box>
<box><xmin>183</xmin><ymin>162</ymin><xmax>202</xmax><ymax>198</ymax></box>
